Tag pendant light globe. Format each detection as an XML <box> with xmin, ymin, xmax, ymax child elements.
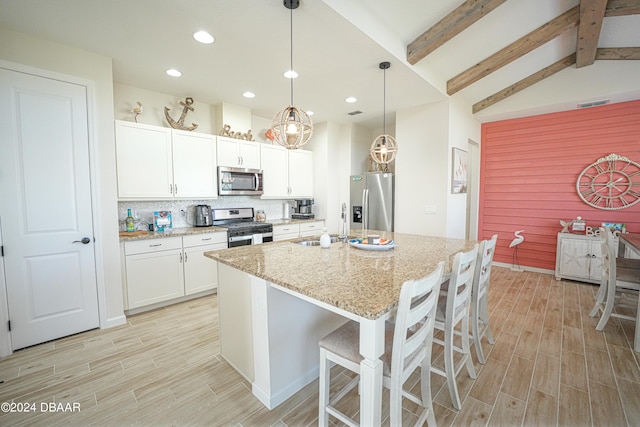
<box><xmin>272</xmin><ymin>105</ymin><xmax>313</xmax><ymax>149</ymax></box>
<box><xmin>370</xmin><ymin>61</ymin><xmax>397</xmax><ymax>169</ymax></box>
<box><xmin>273</xmin><ymin>0</ymin><xmax>313</xmax><ymax>149</ymax></box>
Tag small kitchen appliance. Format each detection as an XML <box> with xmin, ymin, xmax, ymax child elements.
<box><xmin>218</xmin><ymin>166</ymin><xmax>263</xmax><ymax>196</ymax></box>
<box><xmin>292</xmin><ymin>199</ymin><xmax>314</xmax><ymax>219</ymax></box>
<box><xmin>212</xmin><ymin>207</ymin><xmax>273</xmax><ymax>247</ymax></box>
<box><xmin>194</xmin><ymin>204</ymin><xmax>213</xmax><ymax>227</ymax></box>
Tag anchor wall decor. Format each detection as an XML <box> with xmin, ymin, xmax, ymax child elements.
<box><xmin>164</xmin><ymin>97</ymin><xmax>198</xmax><ymax>131</ymax></box>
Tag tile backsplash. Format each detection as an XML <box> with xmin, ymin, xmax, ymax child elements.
<box><xmin>118</xmin><ymin>197</ymin><xmax>297</xmax><ymax>231</ymax></box>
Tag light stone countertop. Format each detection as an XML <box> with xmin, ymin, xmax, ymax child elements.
<box><xmin>118</xmin><ymin>218</ymin><xmax>324</xmax><ymax>242</ymax></box>
<box><xmin>204</xmin><ymin>230</ymin><xmax>477</xmax><ymax>320</ymax></box>
<box><xmin>118</xmin><ymin>226</ymin><xmax>228</xmax><ymax>242</ymax></box>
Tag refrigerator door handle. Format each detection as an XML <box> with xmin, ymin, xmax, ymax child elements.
<box><xmin>362</xmin><ymin>188</ymin><xmax>369</xmax><ymax>230</ymax></box>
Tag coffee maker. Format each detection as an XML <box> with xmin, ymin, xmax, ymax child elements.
<box><xmin>292</xmin><ymin>199</ymin><xmax>314</xmax><ymax>219</ymax></box>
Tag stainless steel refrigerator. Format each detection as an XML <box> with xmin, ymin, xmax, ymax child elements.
<box><xmin>350</xmin><ymin>172</ymin><xmax>394</xmax><ymax>232</ymax></box>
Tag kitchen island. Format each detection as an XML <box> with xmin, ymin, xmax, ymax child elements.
<box><xmin>204</xmin><ymin>231</ymin><xmax>476</xmax><ymax>426</ymax></box>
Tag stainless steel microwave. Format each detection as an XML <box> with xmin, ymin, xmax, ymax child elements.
<box><xmin>218</xmin><ymin>166</ymin><xmax>263</xmax><ymax>196</ymax></box>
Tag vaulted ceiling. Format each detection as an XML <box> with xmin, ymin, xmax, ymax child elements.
<box><xmin>1</xmin><ymin>0</ymin><xmax>639</xmax><ymax>128</ymax></box>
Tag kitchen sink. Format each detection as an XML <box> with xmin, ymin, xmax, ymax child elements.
<box><xmin>293</xmin><ymin>236</ymin><xmax>343</xmax><ymax>246</ymax></box>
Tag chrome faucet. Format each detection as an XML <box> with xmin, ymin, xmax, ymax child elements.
<box><xmin>339</xmin><ymin>202</ymin><xmax>348</xmax><ymax>241</ymax></box>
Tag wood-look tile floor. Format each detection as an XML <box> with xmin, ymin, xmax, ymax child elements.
<box><xmin>1</xmin><ymin>267</ymin><xmax>639</xmax><ymax>426</ymax></box>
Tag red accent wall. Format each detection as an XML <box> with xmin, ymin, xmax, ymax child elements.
<box><xmin>479</xmin><ymin>100</ymin><xmax>640</xmax><ymax>271</ymax></box>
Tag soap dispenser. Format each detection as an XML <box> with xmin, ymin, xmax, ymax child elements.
<box><xmin>320</xmin><ymin>228</ymin><xmax>331</xmax><ymax>249</ymax></box>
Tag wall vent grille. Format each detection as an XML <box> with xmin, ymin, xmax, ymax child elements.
<box><xmin>577</xmin><ymin>99</ymin><xmax>610</xmax><ymax>109</ymax></box>
<box><xmin>348</xmin><ymin>110</ymin><xmax>363</xmax><ymax>116</ymax></box>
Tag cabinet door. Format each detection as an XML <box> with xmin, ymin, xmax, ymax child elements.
<box><xmin>172</xmin><ymin>130</ymin><xmax>217</xmax><ymax>198</ymax></box>
<box><xmin>115</xmin><ymin>121</ymin><xmax>173</xmax><ymax>199</ymax></box>
<box><xmin>126</xmin><ymin>249</ymin><xmax>184</xmax><ymax>309</ymax></box>
<box><xmin>239</xmin><ymin>140</ymin><xmax>261</xmax><ymax>169</ymax></box>
<box><xmin>216</xmin><ymin>137</ymin><xmax>240</xmax><ymax>167</ymax></box>
<box><xmin>288</xmin><ymin>149</ymin><xmax>313</xmax><ymax>198</ymax></box>
<box><xmin>588</xmin><ymin>242</ymin><xmax>603</xmax><ymax>280</ymax></box>
<box><xmin>558</xmin><ymin>238</ymin><xmax>591</xmax><ymax>280</ymax></box>
<box><xmin>260</xmin><ymin>144</ymin><xmax>289</xmax><ymax>198</ymax></box>
<box><xmin>183</xmin><ymin>243</ymin><xmax>226</xmax><ymax>295</ymax></box>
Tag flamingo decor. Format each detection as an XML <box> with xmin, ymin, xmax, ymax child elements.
<box><xmin>509</xmin><ymin>230</ymin><xmax>525</xmax><ymax>272</ymax></box>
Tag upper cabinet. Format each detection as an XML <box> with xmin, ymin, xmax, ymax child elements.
<box><xmin>216</xmin><ymin>136</ymin><xmax>260</xmax><ymax>169</ymax></box>
<box><xmin>260</xmin><ymin>144</ymin><xmax>313</xmax><ymax>199</ymax></box>
<box><xmin>115</xmin><ymin>121</ymin><xmax>217</xmax><ymax>199</ymax></box>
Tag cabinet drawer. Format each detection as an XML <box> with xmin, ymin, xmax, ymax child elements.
<box><xmin>273</xmin><ymin>224</ymin><xmax>299</xmax><ymax>236</ymax></box>
<box><xmin>125</xmin><ymin>237</ymin><xmax>183</xmax><ymax>255</ymax></box>
<box><xmin>299</xmin><ymin>221</ymin><xmax>323</xmax><ymax>232</ymax></box>
<box><xmin>183</xmin><ymin>232</ymin><xmax>227</xmax><ymax>248</ymax></box>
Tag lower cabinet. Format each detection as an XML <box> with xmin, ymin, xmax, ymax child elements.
<box><xmin>555</xmin><ymin>232</ymin><xmax>606</xmax><ymax>284</ymax></box>
<box><xmin>123</xmin><ymin>232</ymin><xmax>227</xmax><ymax>310</ymax></box>
<box><xmin>273</xmin><ymin>221</ymin><xmax>324</xmax><ymax>241</ymax></box>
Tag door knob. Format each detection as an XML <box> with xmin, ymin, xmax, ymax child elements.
<box><xmin>73</xmin><ymin>237</ymin><xmax>91</xmax><ymax>244</ymax></box>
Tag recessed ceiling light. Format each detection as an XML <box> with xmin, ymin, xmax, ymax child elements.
<box><xmin>284</xmin><ymin>70</ymin><xmax>298</xmax><ymax>79</ymax></box>
<box><xmin>306</xmin><ymin>110</ymin><xmax>314</xmax><ymax>116</ymax></box>
<box><xmin>193</xmin><ymin>31</ymin><xmax>214</xmax><ymax>44</ymax></box>
<box><xmin>166</xmin><ymin>69</ymin><xmax>182</xmax><ymax>77</ymax></box>
<box><xmin>243</xmin><ymin>91</ymin><xmax>256</xmax><ymax>98</ymax></box>
<box><xmin>345</xmin><ymin>97</ymin><xmax>357</xmax><ymax>103</ymax></box>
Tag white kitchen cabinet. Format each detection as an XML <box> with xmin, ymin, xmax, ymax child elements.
<box><xmin>273</xmin><ymin>224</ymin><xmax>300</xmax><ymax>241</ymax></box>
<box><xmin>260</xmin><ymin>144</ymin><xmax>313</xmax><ymax>198</ymax></box>
<box><xmin>171</xmin><ymin>130</ymin><xmax>218</xmax><ymax>198</ymax></box>
<box><xmin>115</xmin><ymin>121</ymin><xmax>217</xmax><ymax>199</ymax></box>
<box><xmin>183</xmin><ymin>233</ymin><xmax>227</xmax><ymax>295</ymax></box>
<box><xmin>555</xmin><ymin>233</ymin><xmax>606</xmax><ymax>284</ymax></box>
<box><xmin>216</xmin><ymin>136</ymin><xmax>260</xmax><ymax>169</ymax></box>
<box><xmin>124</xmin><ymin>237</ymin><xmax>185</xmax><ymax>309</ymax></box>
<box><xmin>123</xmin><ymin>232</ymin><xmax>227</xmax><ymax>310</ymax></box>
<box><xmin>273</xmin><ymin>221</ymin><xmax>324</xmax><ymax>241</ymax></box>
<box><xmin>288</xmin><ymin>149</ymin><xmax>313</xmax><ymax>197</ymax></box>
<box><xmin>299</xmin><ymin>221</ymin><xmax>324</xmax><ymax>237</ymax></box>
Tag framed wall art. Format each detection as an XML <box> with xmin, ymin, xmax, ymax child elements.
<box><xmin>452</xmin><ymin>147</ymin><xmax>468</xmax><ymax>194</ymax></box>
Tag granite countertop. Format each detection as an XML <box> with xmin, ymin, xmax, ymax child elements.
<box><xmin>269</xmin><ymin>218</ymin><xmax>324</xmax><ymax>225</ymax></box>
<box><xmin>119</xmin><ymin>226</ymin><xmax>228</xmax><ymax>242</ymax></box>
<box><xmin>204</xmin><ymin>230</ymin><xmax>477</xmax><ymax>320</ymax></box>
<box><xmin>118</xmin><ymin>218</ymin><xmax>325</xmax><ymax>242</ymax></box>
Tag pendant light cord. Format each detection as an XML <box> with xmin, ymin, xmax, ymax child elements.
<box><xmin>290</xmin><ymin>6</ymin><xmax>294</xmax><ymax>107</ymax></box>
<box><xmin>383</xmin><ymin>66</ymin><xmax>386</xmax><ymax>135</ymax></box>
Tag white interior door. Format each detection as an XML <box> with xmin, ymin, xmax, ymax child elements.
<box><xmin>0</xmin><ymin>67</ymin><xmax>99</xmax><ymax>350</ymax></box>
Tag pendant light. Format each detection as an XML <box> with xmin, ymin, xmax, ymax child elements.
<box><xmin>370</xmin><ymin>61</ymin><xmax>398</xmax><ymax>170</ymax></box>
<box><xmin>272</xmin><ymin>0</ymin><xmax>313</xmax><ymax>150</ymax></box>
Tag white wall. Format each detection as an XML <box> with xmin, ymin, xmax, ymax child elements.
<box><xmin>0</xmin><ymin>26</ymin><xmax>125</xmax><ymax>333</ymax></box>
<box><xmin>113</xmin><ymin>83</ymin><xmax>217</xmax><ymax>133</ymax></box>
<box><xmin>446</xmin><ymin>98</ymin><xmax>481</xmax><ymax>239</ymax></box>
<box><xmin>395</xmin><ymin>101</ymin><xmax>450</xmax><ymax>236</ymax></box>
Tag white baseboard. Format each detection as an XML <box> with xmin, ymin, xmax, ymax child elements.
<box><xmin>252</xmin><ymin>366</ymin><xmax>320</xmax><ymax>410</ymax></box>
<box><xmin>493</xmin><ymin>261</ymin><xmax>554</xmax><ymax>275</ymax></box>
<box><xmin>101</xmin><ymin>314</ymin><xmax>127</xmax><ymax>329</ymax></box>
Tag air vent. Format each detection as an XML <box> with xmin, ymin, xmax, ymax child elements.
<box><xmin>348</xmin><ymin>110</ymin><xmax>363</xmax><ymax>116</ymax></box>
<box><xmin>577</xmin><ymin>99</ymin><xmax>610</xmax><ymax>109</ymax></box>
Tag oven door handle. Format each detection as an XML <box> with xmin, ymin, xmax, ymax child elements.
<box><xmin>228</xmin><ymin>235</ymin><xmax>253</xmax><ymax>243</ymax></box>
<box><xmin>228</xmin><ymin>232</ymin><xmax>273</xmax><ymax>243</ymax></box>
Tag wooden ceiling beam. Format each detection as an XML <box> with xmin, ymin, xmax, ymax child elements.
<box><xmin>472</xmin><ymin>47</ymin><xmax>639</xmax><ymax>113</ymax></box>
<box><xmin>596</xmin><ymin>46</ymin><xmax>640</xmax><ymax>59</ymax></box>
<box><xmin>576</xmin><ymin>0</ymin><xmax>608</xmax><ymax>68</ymax></box>
<box><xmin>406</xmin><ymin>0</ymin><xmax>507</xmax><ymax>65</ymax></box>
<box><xmin>604</xmin><ymin>0</ymin><xmax>640</xmax><ymax>17</ymax></box>
<box><xmin>472</xmin><ymin>54</ymin><xmax>576</xmax><ymax>113</ymax></box>
<box><xmin>447</xmin><ymin>6</ymin><xmax>580</xmax><ymax>95</ymax></box>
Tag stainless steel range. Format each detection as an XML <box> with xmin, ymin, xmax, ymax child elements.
<box><xmin>212</xmin><ymin>207</ymin><xmax>273</xmax><ymax>248</ymax></box>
